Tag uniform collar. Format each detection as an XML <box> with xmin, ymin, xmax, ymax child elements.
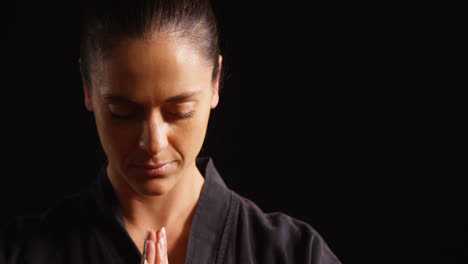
<box><xmin>89</xmin><ymin>157</ymin><xmax>234</xmax><ymax>264</ymax></box>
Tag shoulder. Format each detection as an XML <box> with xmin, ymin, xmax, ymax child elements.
<box><xmin>229</xmin><ymin>192</ymin><xmax>341</xmax><ymax>264</ymax></box>
<box><xmin>29</xmin><ymin>192</ymin><xmax>90</xmax><ymax>232</ymax></box>
<box><xmin>235</xmin><ymin>194</ymin><xmax>312</xmax><ymax>241</ymax></box>
<box><xmin>0</xmin><ymin>193</ymin><xmax>91</xmax><ymax>264</ymax></box>
<box><xmin>0</xmin><ymin>215</ymin><xmax>39</xmax><ymax>264</ymax></box>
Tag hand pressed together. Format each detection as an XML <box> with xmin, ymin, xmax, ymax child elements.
<box><xmin>141</xmin><ymin>227</ymin><xmax>169</xmax><ymax>264</ymax></box>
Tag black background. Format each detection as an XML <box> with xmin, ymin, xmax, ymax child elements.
<box><xmin>1</xmin><ymin>1</ymin><xmax>465</xmax><ymax>263</ymax></box>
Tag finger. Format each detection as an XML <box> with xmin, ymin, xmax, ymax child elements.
<box><xmin>148</xmin><ymin>228</ymin><xmax>157</xmax><ymax>244</ymax></box>
<box><xmin>141</xmin><ymin>229</ymin><xmax>150</xmax><ymax>264</ymax></box>
<box><xmin>161</xmin><ymin>227</ymin><xmax>169</xmax><ymax>264</ymax></box>
<box><xmin>144</xmin><ymin>228</ymin><xmax>156</xmax><ymax>264</ymax></box>
<box><xmin>156</xmin><ymin>227</ymin><xmax>168</xmax><ymax>264</ymax></box>
<box><xmin>146</xmin><ymin>240</ymin><xmax>156</xmax><ymax>264</ymax></box>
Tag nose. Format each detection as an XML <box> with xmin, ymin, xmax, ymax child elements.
<box><xmin>138</xmin><ymin>113</ymin><xmax>168</xmax><ymax>156</ymax></box>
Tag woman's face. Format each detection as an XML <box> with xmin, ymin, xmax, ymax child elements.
<box><xmin>82</xmin><ymin>34</ymin><xmax>220</xmax><ymax>196</ymax></box>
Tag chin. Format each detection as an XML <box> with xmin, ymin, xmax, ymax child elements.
<box><xmin>135</xmin><ymin>174</ymin><xmax>176</xmax><ymax>196</ymax></box>
<box><xmin>120</xmin><ymin>159</ymin><xmax>186</xmax><ymax>195</ymax></box>
<box><xmin>141</xmin><ymin>187</ymin><xmax>167</xmax><ymax>196</ymax></box>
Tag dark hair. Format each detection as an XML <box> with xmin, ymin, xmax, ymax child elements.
<box><xmin>80</xmin><ymin>0</ymin><xmax>221</xmax><ymax>89</ymax></box>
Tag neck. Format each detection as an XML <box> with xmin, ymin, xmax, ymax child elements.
<box><xmin>107</xmin><ymin>161</ymin><xmax>205</xmax><ymax>231</ymax></box>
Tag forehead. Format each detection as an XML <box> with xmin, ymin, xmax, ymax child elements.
<box><xmin>94</xmin><ymin>34</ymin><xmax>212</xmax><ymax>103</ymax></box>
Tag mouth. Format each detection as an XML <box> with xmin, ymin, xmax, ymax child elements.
<box><xmin>130</xmin><ymin>161</ymin><xmax>175</xmax><ymax>177</ymax></box>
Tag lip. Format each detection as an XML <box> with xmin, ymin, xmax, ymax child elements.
<box><xmin>130</xmin><ymin>161</ymin><xmax>174</xmax><ymax>177</ymax></box>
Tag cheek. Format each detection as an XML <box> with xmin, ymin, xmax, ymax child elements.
<box><xmin>168</xmin><ymin>106</ymin><xmax>211</xmax><ymax>159</ymax></box>
<box><xmin>95</xmin><ymin>111</ymin><xmax>140</xmax><ymax>162</ymax></box>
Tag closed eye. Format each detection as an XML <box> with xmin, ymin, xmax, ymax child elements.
<box><xmin>108</xmin><ymin>102</ymin><xmax>137</xmax><ymax>120</ymax></box>
<box><xmin>168</xmin><ymin>110</ymin><xmax>195</xmax><ymax>120</ymax></box>
<box><xmin>111</xmin><ymin>113</ymin><xmax>134</xmax><ymax>120</ymax></box>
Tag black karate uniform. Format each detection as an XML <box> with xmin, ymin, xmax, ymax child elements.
<box><xmin>0</xmin><ymin>157</ymin><xmax>341</xmax><ymax>264</ymax></box>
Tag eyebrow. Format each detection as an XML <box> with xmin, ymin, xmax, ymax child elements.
<box><xmin>103</xmin><ymin>91</ymin><xmax>201</xmax><ymax>104</ymax></box>
<box><xmin>165</xmin><ymin>91</ymin><xmax>201</xmax><ymax>103</ymax></box>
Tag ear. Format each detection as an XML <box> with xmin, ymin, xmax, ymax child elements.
<box><xmin>79</xmin><ymin>57</ymin><xmax>94</xmax><ymax>112</ymax></box>
<box><xmin>211</xmin><ymin>55</ymin><xmax>222</xmax><ymax>109</ymax></box>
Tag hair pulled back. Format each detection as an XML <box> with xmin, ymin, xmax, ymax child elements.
<box><xmin>80</xmin><ymin>0</ymin><xmax>221</xmax><ymax>89</ymax></box>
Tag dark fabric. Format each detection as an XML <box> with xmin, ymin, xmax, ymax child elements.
<box><xmin>0</xmin><ymin>157</ymin><xmax>341</xmax><ymax>264</ymax></box>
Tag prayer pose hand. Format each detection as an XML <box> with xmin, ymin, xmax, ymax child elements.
<box><xmin>141</xmin><ymin>227</ymin><xmax>169</xmax><ymax>264</ymax></box>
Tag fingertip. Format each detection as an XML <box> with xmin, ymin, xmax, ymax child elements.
<box><xmin>148</xmin><ymin>228</ymin><xmax>157</xmax><ymax>242</ymax></box>
<box><xmin>161</xmin><ymin>226</ymin><xmax>166</xmax><ymax>240</ymax></box>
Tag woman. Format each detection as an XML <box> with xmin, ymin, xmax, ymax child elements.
<box><xmin>0</xmin><ymin>0</ymin><xmax>341</xmax><ymax>263</ymax></box>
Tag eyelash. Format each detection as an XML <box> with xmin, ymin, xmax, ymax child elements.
<box><xmin>111</xmin><ymin>114</ymin><xmax>133</xmax><ymax>120</ymax></box>
<box><xmin>170</xmin><ymin>110</ymin><xmax>195</xmax><ymax>120</ymax></box>
<box><xmin>111</xmin><ymin>110</ymin><xmax>195</xmax><ymax>121</ymax></box>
